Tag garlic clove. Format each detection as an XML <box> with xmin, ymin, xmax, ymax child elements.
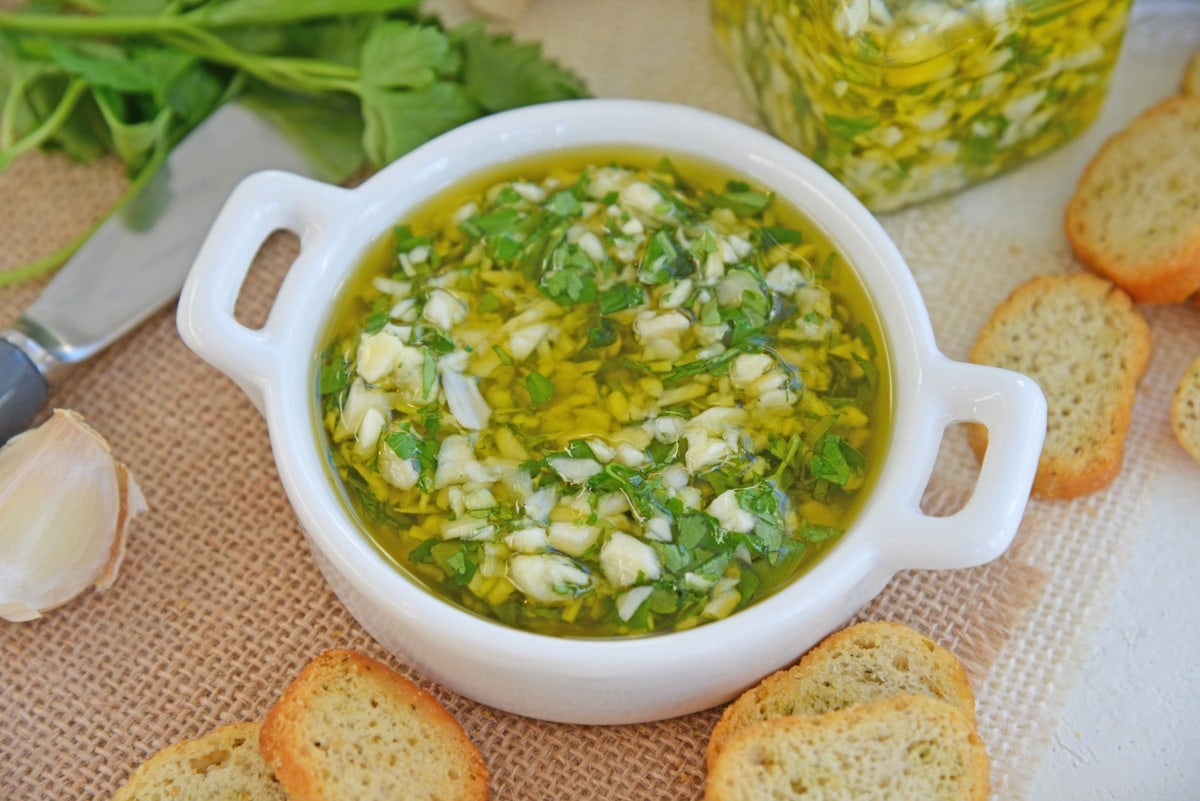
<box><xmin>0</xmin><ymin>409</ymin><xmax>147</xmax><ymax>622</ymax></box>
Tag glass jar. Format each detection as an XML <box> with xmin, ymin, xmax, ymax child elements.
<box><xmin>712</xmin><ymin>0</ymin><xmax>1134</xmax><ymax>212</ymax></box>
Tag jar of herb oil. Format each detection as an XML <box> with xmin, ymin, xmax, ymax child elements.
<box><xmin>712</xmin><ymin>0</ymin><xmax>1134</xmax><ymax>212</ymax></box>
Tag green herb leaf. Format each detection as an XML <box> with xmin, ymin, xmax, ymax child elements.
<box><xmin>541</xmin><ymin>266</ymin><xmax>596</xmax><ymax>306</ymax></box>
<box><xmin>476</xmin><ymin>289</ymin><xmax>501</xmax><ymax>314</ymax></box>
<box><xmin>703</xmin><ymin>182</ymin><xmax>773</xmax><ymax>217</ymax></box>
<box><xmin>547</xmin><ymin>188</ymin><xmax>582</xmax><ymax>217</ymax></box>
<box><xmin>360</xmin><ymin>22</ymin><xmax>458</xmax><ymax>89</ymax></box>
<box><xmin>364</xmin><ymin>309</ymin><xmax>389</xmax><ymax>334</ymax></box>
<box><xmin>808</xmin><ymin>433</ymin><xmax>852</xmax><ymax>485</ymax></box>
<box><xmin>319</xmin><ymin>350</ymin><xmax>349</xmax><ymax>395</ymax></box>
<box><xmin>597</xmin><ymin>281</ymin><xmax>644</xmax><ymax>314</ymax></box>
<box><xmin>798</xmin><ymin>521</ymin><xmax>842</xmax><ymax>543</ymax></box>
<box><xmin>456</xmin><ymin>24</ymin><xmax>587</xmax><ymax>112</ymax></box>
<box><xmin>526</xmin><ymin>370</ymin><xmax>554</xmax><ymax>405</ymax></box>
<box><xmin>583</xmin><ymin>317</ymin><xmax>617</xmax><ymax>351</ymax></box>
<box><xmin>44</xmin><ymin>39</ymin><xmax>157</xmax><ymax>93</ymax></box>
<box><xmin>491</xmin><ymin>343</ymin><xmax>514</xmax><ymax>365</ymax></box>
<box><xmin>361</xmin><ymin>81</ymin><xmax>481</xmax><ymax>165</ymax></box>
<box><xmin>823</xmin><ymin>113</ymin><xmax>879</xmax><ymax>140</ymax></box>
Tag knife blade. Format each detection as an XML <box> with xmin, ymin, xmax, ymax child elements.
<box><xmin>0</xmin><ymin>102</ymin><xmax>313</xmax><ymax>444</ymax></box>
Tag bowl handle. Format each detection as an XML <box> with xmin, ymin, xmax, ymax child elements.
<box><xmin>176</xmin><ymin>170</ymin><xmax>359</xmax><ymax>414</ymax></box>
<box><xmin>886</xmin><ymin>359</ymin><xmax>1047</xmax><ymax>570</ymax></box>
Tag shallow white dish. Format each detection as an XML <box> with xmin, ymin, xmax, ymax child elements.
<box><xmin>176</xmin><ymin>99</ymin><xmax>1045</xmax><ymax>725</ymax></box>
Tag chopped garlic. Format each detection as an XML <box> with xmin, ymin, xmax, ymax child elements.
<box><xmin>616</xmin><ymin>585</ymin><xmax>653</xmax><ymax>621</ymax></box>
<box><xmin>707</xmin><ymin>490</ymin><xmax>756</xmax><ymax>534</ymax></box>
<box><xmin>548</xmin><ymin>521</ymin><xmax>601</xmax><ymax>557</ymax></box>
<box><xmin>599</xmin><ymin>532</ymin><xmax>662</xmax><ymax>588</ymax></box>
<box><xmin>548</xmin><ymin>457</ymin><xmax>602</xmax><ymax>484</ymax></box>
<box><xmin>507</xmin><ymin>553</ymin><xmax>591</xmax><ymax>603</ymax></box>
<box><xmin>422</xmin><ymin>288</ymin><xmax>468</xmax><ymax>331</ymax></box>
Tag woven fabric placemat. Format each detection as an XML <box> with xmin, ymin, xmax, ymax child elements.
<box><xmin>2</xmin><ymin>2</ymin><xmax>1197</xmax><ymax>799</ymax></box>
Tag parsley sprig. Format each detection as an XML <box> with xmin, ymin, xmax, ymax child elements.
<box><xmin>0</xmin><ymin>0</ymin><xmax>587</xmax><ymax>284</ymax></box>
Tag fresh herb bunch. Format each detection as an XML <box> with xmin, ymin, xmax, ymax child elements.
<box><xmin>0</xmin><ymin>0</ymin><xmax>588</xmax><ymax>284</ymax></box>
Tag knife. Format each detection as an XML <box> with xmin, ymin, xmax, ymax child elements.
<box><xmin>0</xmin><ymin>103</ymin><xmax>313</xmax><ymax>444</ymax></box>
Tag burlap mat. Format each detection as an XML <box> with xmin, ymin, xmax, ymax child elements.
<box><xmin>2</xmin><ymin>2</ymin><xmax>1196</xmax><ymax>799</ymax></box>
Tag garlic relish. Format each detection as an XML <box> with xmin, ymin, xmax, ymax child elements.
<box><xmin>713</xmin><ymin>0</ymin><xmax>1133</xmax><ymax>211</ymax></box>
<box><xmin>318</xmin><ymin>155</ymin><xmax>886</xmax><ymax>637</ymax></box>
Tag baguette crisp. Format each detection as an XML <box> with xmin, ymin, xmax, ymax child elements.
<box><xmin>705</xmin><ymin>694</ymin><xmax>989</xmax><ymax>801</ymax></box>
<box><xmin>111</xmin><ymin>722</ymin><xmax>286</xmax><ymax>801</ymax></box>
<box><xmin>1183</xmin><ymin>49</ymin><xmax>1200</xmax><ymax>96</ymax></box>
<box><xmin>259</xmin><ymin>649</ymin><xmax>488</xmax><ymax>801</ymax></box>
<box><xmin>1065</xmin><ymin>95</ymin><xmax>1200</xmax><ymax>304</ymax></box>
<box><xmin>968</xmin><ymin>273</ymin><xmax>1151</xmax><ymax>499</ymax></box>
<box><xmin>706</xmin><ymin>621</ymin><xmax>975</xmax><ymax>768</ymax></box>
<box><xmin>1172</xmin><ymin>355</ymin><xmax>1200</xmax><ymax>463</ymax></box>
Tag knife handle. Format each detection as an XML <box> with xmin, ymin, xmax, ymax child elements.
<box><xmin>0</xmin><ymin>339</ymin><xmax>49</xmax><ymax>445</ymax></box>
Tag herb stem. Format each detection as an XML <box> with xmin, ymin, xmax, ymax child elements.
<box><xmin>0</xmin><ymin>149</ymin><xmax>165</xmax><ymax>286</ymax></box>
<box><xmin>770</xmin><ymin>434</ymin><xmax>803</xmax><ymax>484</ymax></box>
<box><xmin>0</xmin><ymin>77</ymin><xmax>88</xmax><ymax>173</ymax></box>
<box><xmin>158</xmin><ymin>30</ymin><xmax>360</xmax><ymax>97</ymax></box>
<box><xmin>0</xmin><ymin>12</ymin><xmax>189</xmax><ymax>37</ymax></box>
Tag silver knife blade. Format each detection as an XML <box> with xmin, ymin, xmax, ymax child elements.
<box><xmin>8</xmin><ymin>102</ymin><xmax>313</xmax><ymax>376</ymax></box>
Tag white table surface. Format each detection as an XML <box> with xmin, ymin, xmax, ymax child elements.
<box><xmin>1016</xmin><ymin>7</ymin><xmax>1200</xmax><ymax>795</ymax></box>
<box><xmin>1029</xmin><ymin>455</ymin><xmax>1200</xmax><ymax>799</ymax></box>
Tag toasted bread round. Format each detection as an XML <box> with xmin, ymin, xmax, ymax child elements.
<box><xmin>112</xmin><ymin>722</ymin><xmax>286</xmax><ymax>801</ymax></box>
<box><xmin>259</xmin><ymin>650</ymin><xmax>488</xmax><ymax>801</ymax></box>
<box><xmin>1171</xmin><ymin>355</ymin><xmax>1200</xmax><ymax>463</ymax></box>
<box><xmin>1183</xmin><ymin>49</ymin><xmax>1200</xmax><ymax>96</ymax></box>
<box><xmin>705</xmin><ymin>693</ymin><xmax>990</xmax><ymax>801</ymax></box>
<box><xmin>968</xmin><ymin>273</ymin><xmax>1151</xmax><ymax>499</ymax></box>
<box><xmin>1064</xmin><ymin>95</ymin><xmax>1200</xmax><ymax>303</ymax></box>
<box><xmin>707</xmin><ymin>621</ymin><xmax>975</xmax><ymax>768</ymax></box>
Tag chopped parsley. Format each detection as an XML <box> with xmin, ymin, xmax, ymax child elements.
<box><xmin>319</xmin><ymin>156</ymin><xmax>884</xmax><ymax>637</ymax></box>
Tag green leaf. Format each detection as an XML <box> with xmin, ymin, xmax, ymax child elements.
<box><xmin>45</xmin><ymin>40</ymin><xmax>157</xmax><ymax>93</ymax></box>
<box><xmin>91</xmin><ymin>86</ymin><xmax>171</xmax><ymax>168</ymax></box>
<box><xmin>385</xmin><ymin>428</ymin><xmax>420</xmax><ymax>459</ymax></box>
<box><xmin>118</xmin><ymin>45</ymin><xmax>228</xmax><ymax>132</ymax></box>
<box><xmin>756</xmin><ymin>225</ymin><xmax>804</xmax><ymax>247</ymax></box>
<box><xmin>476</xmin><ymin>290</ymin><xmax>501</xmax><ymax>314</ymax></box>
<box><xmin>677</xmin><ymin>512</ymin><xmax>714</xmax><ymax>550</ymax></box>
<box><xmin>583</xmin><ymin>317</ymin><xmax>617</xmax><ymax>351</ymax></box>
<box><xmin>541</xmin><ymin>266</ymin><xmax>596</xmax><ymax>306</ymax></box>
<box><xmin>360</xmin><ymin>81</ymin><xmax>480</xmax><ymax>166</ymax></box>
<box><xmin>823</xmin><ymin>113</ymin><xmax>879</xmax><ymax>139</ymax></box>
<box><xmin>526</xmin><ymin>370</ymin><xmax>554</xmax><ymax>405</ymax></box>
<box><xmin>456</xmin><ymin>25</ymin><xmax>587</xmax><ymax>112</ymax></box>
<box><xmin>547</xmin><ymin>188</ymin><xmax>582</xmax><ymax>217</ymax></box>
<box><xmin>597</xmin><ymin>281</ymin><xmax>644</xmax><ymax>314</ymax></box>
<box><xmin>427</xmin><ymin>540</ymin><xmax>479</xmax><ymax>585</ymax></box>
<box><xmin>491</xmin><ymin>344</ymin><xmax>513</xmax><ymax>365</ymax></box>
<box><xmin>808</xmin><ymin>433</ymin><xmax>852</xmax><ymax>485</ymax></box>
<box><xmin>360</xmin><ymin>22</ymin><xmax>458</xmax><ymax>89</ymax></box>
<box><xmin>461</xmin><ymin>206</ymin><xmax>521</xmax><ymax>239</ymax></box>
<box><xmin>240</xmin><ymin>89</ymin><xmax>365</xmax><ymax>183</ymax></box>
<box><xmin>639</xmin><ymin>229</ymin><xmax>694</xmax><ymax>285</ymax></box>
<box><xmin>703</xmin><ymin>184</ymin><xmax>773</xmax><ymax>217</ymax></box>
<box><xmin>319</xmin><ymin>350</ymin><xmax>349</xmax><ymax>395</ymax></box>
<box><xmin>798</xmin><ymin>521</ymin><xmax>842</xmax><ymax>543</ymax></box>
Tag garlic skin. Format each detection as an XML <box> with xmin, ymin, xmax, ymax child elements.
<box><xmin>0</xmin><ymin>409</ymin><xmax>147</xmax><ymax>622</ymax></box>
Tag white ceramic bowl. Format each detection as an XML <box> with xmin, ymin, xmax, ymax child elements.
<box><xmin>177</xmin><ymin>99</ymin><xmax>1046</xmax><ymax>725</ymax></box>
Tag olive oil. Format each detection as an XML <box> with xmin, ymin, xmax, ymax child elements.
<box><xmin>315</xmin><ymin>151</ymin><xmax>892</xmax><ymax>637</ymax></box>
